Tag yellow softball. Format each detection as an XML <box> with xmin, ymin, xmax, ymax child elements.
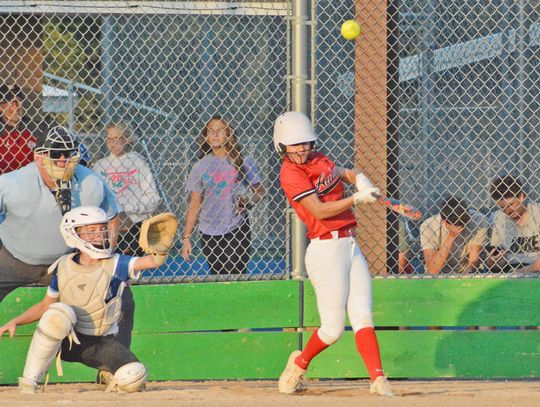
<box><xmin>341</xmin><ymin>20</ymin><xmax>361</xmax><ymax>40</ymax></box>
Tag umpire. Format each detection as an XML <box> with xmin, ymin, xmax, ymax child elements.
<box><xmin>0</xmin><ymin>126</ymin><xmax>135</xmax><ymax>348</ymax></box>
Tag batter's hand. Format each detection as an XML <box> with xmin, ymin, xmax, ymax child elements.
<box><xmin>354</xmin><ymin>173</ymin><xmax>380</xmax><ymax>204</ymax></box>
<box><xmin>353</xmin><ymin>190</ymin><xmax>378</xmax><ymax>205</ymax></box>
<box><xmin>355</xmin><ymin>173</ymin><xmax>374</xmax><ymax>192</ymax></box>
<box><xmin>0</xmin><ymin>320</ymin><xmax>17</xmax><ymax>338</ymax></box>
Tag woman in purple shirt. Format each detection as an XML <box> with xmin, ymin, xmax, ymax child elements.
<box><xmin>181</xmin><ymin>116</ymin><xmax>264</xmax><ymax>275</ymax></box>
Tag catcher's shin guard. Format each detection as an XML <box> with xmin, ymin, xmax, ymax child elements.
<box><xmin>106</xmin><ymin>362</ymin><xmax>147</xmax><ymax>393</ymax></box>
<box><xmin>21</xmin><ymin>303</ymin><xmax>77</xmax><ymax>385</ymax></box>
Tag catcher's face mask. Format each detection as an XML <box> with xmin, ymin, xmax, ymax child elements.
<box><xmin>77</xmin><ymin>223</ymin><xmax>111</xmax><ymax>251</ymax></box>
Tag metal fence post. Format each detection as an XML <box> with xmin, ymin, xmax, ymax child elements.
<box><xmin>290</xmin><ymin>0</ymin><xmax>310</xmax><ymax>280</ymax></box>
<box><xmin>68</xmin><ymin>81</ymin><xmax>75</xmax><ymax>134</ymax></box>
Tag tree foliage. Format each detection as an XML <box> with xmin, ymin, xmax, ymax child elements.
<box><xmin>43</xmin><ymin>17</ymin><xmax>102</xmax><ymax>133</ymax></box>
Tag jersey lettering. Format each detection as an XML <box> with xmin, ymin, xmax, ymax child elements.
<box><xmin>315</xmin><ymin>168</ymin><xmax>340</xmax><ymax>197</ymax></box>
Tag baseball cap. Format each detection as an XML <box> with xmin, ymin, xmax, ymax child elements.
<box><xmin>0</xmin><ymin>83</ymin><xmax>23</xmax><ymax>103</ymax></box>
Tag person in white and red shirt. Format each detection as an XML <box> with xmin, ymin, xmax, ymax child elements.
<box><xmin>274</xmin><ymin>111</ymin><xmax>394</xmax><ymax>397</ymax></box>
<box><xmin>93</xmin><ymin>122</ymin><xmax>161</xmax><ymax>257</ymax></box>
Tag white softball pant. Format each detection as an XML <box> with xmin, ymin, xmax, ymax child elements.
<box><xmin>304</xmin><ymin>235</ymin><xmax>373</xmax><ymax>345</ymax></box>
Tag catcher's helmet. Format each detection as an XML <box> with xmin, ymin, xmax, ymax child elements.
<box><xmin>60</xmin><ymin>206</ymin><xmax>113</xmax><ymax>259</ymax></box>
<box><xmin>273</xmin><ymin>111</ymin><xmax>316</xmax><ymax>154</ymax></box>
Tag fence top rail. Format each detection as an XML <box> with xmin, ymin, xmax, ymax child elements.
<box><xmin>400</xmin><ymin>21</ymin><xmax>540</xmax><ymax>82</ymax></box>
<box><xmin>0</xmin><ymin>1</ymin><xmax>291</xmax><ymax>16</ymax></box>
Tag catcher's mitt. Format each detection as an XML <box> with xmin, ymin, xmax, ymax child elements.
<box><xmin>139</xmin><ymin>213</ymin><xmax>179</xmax><ymax>265</ymax></box>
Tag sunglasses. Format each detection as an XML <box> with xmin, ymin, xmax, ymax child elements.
<box><xmin>49</xmin><ymin>149</ymin><xmax>78</xmax><ymax>160</ymax></box>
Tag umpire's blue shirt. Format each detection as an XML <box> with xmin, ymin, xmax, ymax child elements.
<box><xmin>0</xmin><ymin>163</ymin><xmax>119</xmax><ymax>265</ymax></box>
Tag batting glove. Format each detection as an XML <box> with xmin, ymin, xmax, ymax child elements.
<box><xmin>355</xmin><ymin>172</ymin><xmax>375</xmax><ymax>193</ymax></box>
<box><xmin>353</xmin><ymin>188</ymin><xmax>380</xmax><ymax>205</ymax></box>
<box><xmin>354</xmin><ymin>173</ymin><xmax>380</xmax><ymax>204</ymax></box>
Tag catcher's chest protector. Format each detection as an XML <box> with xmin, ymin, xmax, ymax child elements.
<box><xmin>57</xmin><ymin>254</ymin><xmax>124</xmax><ymax>336</ymax></box>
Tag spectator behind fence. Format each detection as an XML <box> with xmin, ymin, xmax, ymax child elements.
<box><xmin>93</xmin><ymin>122</ymin><xmax>161</xmax><ymax>257</ymax></box>
<box><xmin>420</xmin><ymin>196</ymin><xmax>487</xmax><ymax>275</ymax></box>
<box><xmin>488</xmin><ymin>175</ymin><xmax>540</xmax><ymax>273</ymax></box>
<box><xmin>0</xmin><ymin>83</ymin><xmax>38</xmax><ymax>174</ymax></box>
<box><xmin>398</xmin><ymin>219</ymin><xmax>413</xmax><ymax>274</ymax></box>
<box><xmin>181</xmin><ymin>116</ymin><xmax>264</xmax><ymax>275</ymax></box>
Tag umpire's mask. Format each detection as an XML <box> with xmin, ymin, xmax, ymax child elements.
<box><xmin>34</xmin><ymin>126</ymin><xmax>80</xmax><ymax>185</ymax></box>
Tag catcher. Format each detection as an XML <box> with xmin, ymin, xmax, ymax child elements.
<box><xmin>0</xmin><ymin>206</ymin><xmax>178</xmax><ymax>394</ymax></box>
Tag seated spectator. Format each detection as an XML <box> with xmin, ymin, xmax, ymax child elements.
<box><xmin>398</xmin><ymin>219</ymin><xmax>413</xmax><ymax>274</ymax></box>
<box><xmin>488</xmin><ymin>175</ymin><xmax>540</xmax><ymax>273</ymax></box>
<box><xmin>0</xmin><ymin>84</ymin><xmax>37</xmax><ymax>174</ymax></box>
<box><xmin>93</xmin><ymin>122</ymin><xmax>161</xmax><ymax>256</ymax></box>
<box><xmin>420</xmin><ymin>196</ymin><xmax>487</xmax><ymax>275</ymax></box>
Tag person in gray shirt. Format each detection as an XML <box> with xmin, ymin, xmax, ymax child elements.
<box><xmin>488</xmin><ymin>175</ymin><xmax>540</xmax><ymax>273</ymax></box>
<box><xmin>420</xmin><ymin>196</ymin><xmax>487</xmax><ymax>275</ymax></box>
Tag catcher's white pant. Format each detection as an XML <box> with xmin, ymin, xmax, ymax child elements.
<box><xmin>305</xmin><ymin>235</ymin><xmax>373</xmax><ymax>345</ymax></box>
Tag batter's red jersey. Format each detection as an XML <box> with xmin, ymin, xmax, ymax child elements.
<box><xmin>0</xmin><ymin>126</ymin><xmax>36</xmax><ymax>174</ymax></box>
<box><xmin>280</xmin><ymin>151</ymin><xmax>356</xmax><ymax>239</ymax></box>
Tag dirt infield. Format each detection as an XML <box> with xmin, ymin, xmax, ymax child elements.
<box><xmin>0</xmin><ymin>379</ymin><xmax>539</xmax><ymax>407</ymax></box>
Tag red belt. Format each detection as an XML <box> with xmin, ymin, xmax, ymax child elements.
<box><xmin>315</xmin><ymin>228</ymin><xmax>355</xmax><ymax>240</ymax></box>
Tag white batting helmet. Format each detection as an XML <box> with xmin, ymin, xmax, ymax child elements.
<box><xmin>60</xmin><ymin>206</ymin><xmax>113</xmax><ymax>259</ymax></box>
<box><xmin>273</xmin><ymin>111</ymin><xmax>316</xmax><ymax>154</ymax></box>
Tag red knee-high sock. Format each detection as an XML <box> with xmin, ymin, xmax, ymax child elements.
<box><xmin>355</xmin><ymin>327</ymin><xmax>384</xmax><ymax>381</ymax></box>
<box><xmin>295</xmin><ymin>329</ymin><xmax>329</xmax><ymax>370</ymax></box>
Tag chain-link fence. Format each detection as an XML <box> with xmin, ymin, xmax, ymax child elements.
<box><xmin>315</xmin><ymin>0</ymin><xmax>540</xmax><ymax>278</ymax></box>
<box><xmin>1</xmin><ymin>1</ymin><xmax>540</xmax><ymax>281</ymax></box>
<box><xmin>1</xmin><ymin>2</ymin><xmax>290</xmax><ymax>283</ymax></box>
<box><xmin>392</xmin><ymin>0</ymin><xmax>540</xmax><ymax>277</ymax></box>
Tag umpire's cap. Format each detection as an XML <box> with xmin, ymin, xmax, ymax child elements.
<box><xmin>0</xmin><ymin>83</ymin><xmax>23</xmax><ymax>103</ymax></box>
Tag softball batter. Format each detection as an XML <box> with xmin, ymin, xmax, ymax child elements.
<box><xmin>274</xmin><ymin>111</ymin><xmax>394</xmax><ymax>397</ymax></box>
